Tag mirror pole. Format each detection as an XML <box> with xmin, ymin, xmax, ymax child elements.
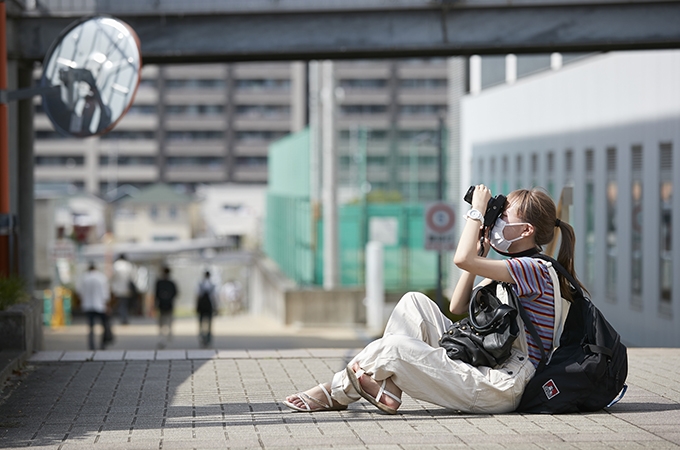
<box><xmin>0</xmin><ymin>0</ymin><xmax>11</xmax><ymax>277</ymax></box>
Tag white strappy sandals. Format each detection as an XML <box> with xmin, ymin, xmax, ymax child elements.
<box><xmin>283</xmin><ymin>383</ymin><xmax>348</xmax><ymax>412</ymax></box>
<box><xmin>345</xmin><ymin>365</ymin><xmax>402</xmax><ymax>415</ymax></box>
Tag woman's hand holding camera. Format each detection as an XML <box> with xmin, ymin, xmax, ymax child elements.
<box><xmin>471</xmin><ymin>184</ymin><xmax>492</xmax><ymax>213</ymax></box>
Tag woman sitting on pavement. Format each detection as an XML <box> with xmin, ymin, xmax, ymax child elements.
<box><xmin>283</xmin><ymin>185</ymin><xmax>587</xmax><ymax>414</ymax></box>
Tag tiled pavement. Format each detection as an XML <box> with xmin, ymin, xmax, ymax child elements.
<box><xmin>0</xmin><ymin>347</ymin><xmax>679</xmax><ymax>449</ymax></box>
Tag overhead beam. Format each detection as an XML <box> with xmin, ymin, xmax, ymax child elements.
<box><xmin>10</xmin><ymin>2</ymin><xmax>680</xmax><ymax>64</ymax></box>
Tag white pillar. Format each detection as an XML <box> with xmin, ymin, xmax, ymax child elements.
<box><xmin>365</xmin><ymin>241</ymin><xmax>384</xmax><ymax>332</ymax></box>
<box><xmin>505</xmin><ymin>54</ymin><xmax>517</xmax><ymax>85</ymax></box>
<box><xmin>290</xmin><ymin>61</ymin><xmax>306</xmax><ymax>133</ymax></box>
<box><xmin>469</xmin><ymin>55</ymin><xmax>482</xmax><ymax>95</ymax></box>
<box><xmin>321</xmin><ymin>60</ymin><xmax>339</xmax><ymax>289</ymax></box>
<box><xmin>308</xmin><ymin>61</ymin><xmax>321</xmax><ymax>203</ymax></box>
<box><xmin>551</xmin><ymin>52</ymin><xmax>563</xmax><ymax>71</ymax></box>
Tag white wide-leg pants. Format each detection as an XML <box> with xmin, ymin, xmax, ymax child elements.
<box><xmin>330</xmin><ymin>292</ymin><xmax>535</xmax><ymax>413</ymax></box>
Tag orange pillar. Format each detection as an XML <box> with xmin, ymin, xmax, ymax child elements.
<box><xmin>0</xmin><ymin>1</ymin><xmax>10</xmax><ymax>278</ymax></box>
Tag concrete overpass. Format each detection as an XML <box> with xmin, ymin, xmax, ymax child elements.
<box><xmin>9</xmin><ymin>0</ymin><xmax>680</xmax><ymax>64</ymax></box>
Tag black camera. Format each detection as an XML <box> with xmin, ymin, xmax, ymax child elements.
<box><xmin>464</xmin><ymin>185</ymin><xmax>507</xmax><ymax>229</ymax></box>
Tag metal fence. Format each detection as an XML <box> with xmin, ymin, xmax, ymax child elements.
<box><xmin>265</xmin><ymin>195</ymin><xmax>440</xmax><ymax>291</ymax></box>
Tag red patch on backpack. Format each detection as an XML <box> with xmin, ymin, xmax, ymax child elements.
<box><xmin>542</xmin><ymin>379</ymin><xmax>560</xmax><ymax>400</ymax></box>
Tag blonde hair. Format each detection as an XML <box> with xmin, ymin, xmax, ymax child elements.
<box><xmin>507</xmin><ymin>188</ymin><xmax>588</xmax><ymax>301</ymax></box>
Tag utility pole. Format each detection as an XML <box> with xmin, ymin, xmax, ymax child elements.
<box><xmin>436</xmin><ymin>113</ymin><xmax>446</xmax><ymax>311</ymax></box>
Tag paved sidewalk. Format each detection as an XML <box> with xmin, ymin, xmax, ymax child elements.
<box><xmin>0</xmin><ymin>348</ymin><xmax>679</xmax><ymax>449</ymax></box>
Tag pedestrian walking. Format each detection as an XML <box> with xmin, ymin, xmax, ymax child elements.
<box><xmin>76</xmin><ymin>261</ymin><xmax>112</xmax><ymax>350</ymax></box>
<box><xmin>196</xmin><ymin>271</ymin><xmax>217</xmax><ymax>348</ymax></box>
<box><xmin>219</xmin><ymin>280</ymin><xmax>242</xmax><ymax>315</ymax></box>
<box><xmin>154</xmin><ymin>266</ymin><xmax>178</xmax><ymax>349</ymax></box>
<box><xmin>111</xmin><ymin>254</ymin><xmax>136</xmax><ymax>325</ymax></box>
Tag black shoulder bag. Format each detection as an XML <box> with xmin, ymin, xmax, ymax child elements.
<box><xmin>439</xmin><ymin>281</ymin><xmax>520</xmax><ymax>367</ymax></box>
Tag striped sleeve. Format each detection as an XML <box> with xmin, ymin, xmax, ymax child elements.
<box><xmin>505</xmin><ymin>257</ymin><xmax>548</xmax><ymax>298</ymax></box>
<box><xmin>505</xmin><ymin>256</ymin><xmax>556</xmax><ymax>367</ymax></box>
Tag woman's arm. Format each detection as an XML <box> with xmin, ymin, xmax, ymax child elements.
<box><xmin>450</xmin><ymin>270</ymin><xmax>485</xmax><ymax>314</ymax></box>
<box><xmin>453</xmin><ymin>185</ymin><xmax>515</xmax><ymax>284</ymax></box>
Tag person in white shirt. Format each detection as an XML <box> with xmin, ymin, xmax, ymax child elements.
<box><xmin>111</xmin><ymin>254</ymin><xmax>135</xmax><ymax>325</ymax></box>
<box><xmin>77</xmin><ymin>261</ymin><xmax>111</xmax><ymax>350</ymax></box>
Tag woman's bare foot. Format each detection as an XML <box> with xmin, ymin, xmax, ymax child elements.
<box><xmin>284</xmin><ymin>382</ymin><xmax>346</xmax><ymax>412</ymax></box>
<box><xmin>351</xmin><ymin>363</ymin><xmax>402</xmax><ymax>412</ymax></box>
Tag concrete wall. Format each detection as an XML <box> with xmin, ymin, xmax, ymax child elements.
<box><xmin>248</xmin><ymin>253</ymin><xmax>368</xmax><ymax>326</ymax></box>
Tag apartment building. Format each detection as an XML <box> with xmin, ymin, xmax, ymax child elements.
<box><xmin>33</xmin><ymin>59</ymin><xmax>449</xmax><ymax>202</ymax></box>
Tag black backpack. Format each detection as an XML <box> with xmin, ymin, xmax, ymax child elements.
<box><xmin>196</xmin><ymin>284</ymin><xmax>214</xmax><ymax>315</ymax></box>
<box><xmin>516</xmin><ymin>255</ymin><xmax>628</xmax><ymax>414</ymax></box>
<box><xmin>156</xmin><ymin>279</ymin><xmax>176</xmax><ymax>312</ymax></box>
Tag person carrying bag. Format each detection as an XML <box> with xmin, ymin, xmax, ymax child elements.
<box><xmin>284</xmin><ymin>185</ymin><xmax>582</xmax><ymax>415</ymax></box>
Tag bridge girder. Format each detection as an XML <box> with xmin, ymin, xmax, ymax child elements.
<box><xmin>9</xmin><ymin>2</ymin><xmax>680</xmax><ymax>64</ymax></box>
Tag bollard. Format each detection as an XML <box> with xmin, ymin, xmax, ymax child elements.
<box><xmin>51</xmin><ymin>286</ymin><xmax>64</xmax><ymax>327</ymax></box>
<box><xmin>365</xmin><ymin>241</ymin><xmax>384</xmax><ymax>333</ymax></box>
<box><xmin>62</xmin><ymin>288</ymin><xmax>72</xmax><ymax>325</ymax></box>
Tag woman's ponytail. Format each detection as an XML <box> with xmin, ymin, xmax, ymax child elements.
<box><xmin>555</xmin><ymin>220</ymin><xmax>590</xmax><ymax>301</ymax></box>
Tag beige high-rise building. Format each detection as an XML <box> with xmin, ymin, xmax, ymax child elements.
<box><xmin>33</xmin><ymin>59</ymin><xmax>449</xmax><ymax>201</ymax></box>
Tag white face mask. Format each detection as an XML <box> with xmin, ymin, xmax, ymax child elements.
<box><xmin>490</xmin><ymin>218</ymin><xmax>529</xmax><ymax>253</ymax></box>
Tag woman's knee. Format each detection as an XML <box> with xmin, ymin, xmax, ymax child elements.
<box><xmin>394</xmin><ymin>291</ymin><xmax>436</xmax><ymax>313</ymax></box>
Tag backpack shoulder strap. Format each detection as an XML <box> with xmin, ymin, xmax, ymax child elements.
<box><xmin>532</xmin><ymin>254</ymin><xmax>585</xmax><ymax>300</ymax></box>
<box><xmin>513</xmin><ymin>294</ymin><xmax>548</xmax><ymax>372</ymax></box>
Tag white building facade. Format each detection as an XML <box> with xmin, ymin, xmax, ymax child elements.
<box><xmin>461</xmin><ymin>50</ymin><xmax>680</xmax><ymax>347</ymax></box>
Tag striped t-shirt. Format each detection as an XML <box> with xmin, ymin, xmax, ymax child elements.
<box><xmin>505</xmin><ymin>257</ymin><xmax>555</xmax><ymax>367</ymax></box>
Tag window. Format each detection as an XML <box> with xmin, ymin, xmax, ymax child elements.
<box><xmin>36</xmin><ymin>131</ymin><xmax>67</xmax><ymax>140</ymax></box>
<box><xmin>236</xmin><ymin>105</ymin><xmax>290</xmax><ymax>117</ymax></box>
<box><xmin>126</xmin><ymin>105</ymin><xmax>157</xmax><ymax>115</ymax></box>
<box><xmin>366</xmin><ymin>156</ymin><xmax>387</xmax><ymax>167</ymax></box>
<box><xmin>606</xmin><ymin>147</ymin><xmax>617</xmax><ymax>302</ymax></box>
<box><xmin>398</xmin><ymin>104</ymin><xmax>445</xmax><ymax>116</ymax></box>
<box><xmin>531</xmin><ymin>153</ymin><xmax>538</xmax><ymax>186</ymax></box>
<box><xmin>100</xmin><ymin>131</ymin><xmax>156</xmax><ymax>140</ymax></box>
<box><xmin>236</xmin><ymin>156</ymin><xmax>268</xmax><ymax>167</ymax></box>
<box><xmin>166</xmin><ymin>105</ymin><xmax>224</xmax><ymax>116</ymax></box>
<box><xmin>478</xmin><ymin>158</ymin><xmax>484</xmax><ymax>185</ymax></box>
<box><xmin>516</xmin><ymin>154</ymin><xmax>523</xmax><ymax>190</ymax></box>
<box><xmin>502</xmin><ymin>156</ymin><xmax>509</xmax><ymax>193</ymax></box>
<box><xmin>631</xmin><ymin>145</ymin><xmax>643</xmax><ymax>309</ymax></box>
<box><xmin>139</xmin><ymin>78</ymin><xmax>157</xmax><ymax>88</ymax></box>
<box><xmin>150</xmin><ymin>205</ymin><xmax>158</xmax><ymax>219</ymax></box>
<box><xmin>547</xmin><ymin>152</ymin><xmax>555</xmax><ymax>198</ymax></box>
<box><xmin>398</xmin><ymin>155</ymin><xmax>436</xmax><ymax>166</ymax></box>
<box><xmin>585</xmin><ymin>149</ymin><xmax>595</xmax><ymax>289</ymax></box>
<box><xmin>166</xmin><ymin>131</ymin><xmax>224</xmax><ymax>141</ymax></box>
<box><xmin>235</xmin><ymin>79</ymin><xmax>290</xmax><ymax>91</ymax></box>
<box><xmin>165</xmin><ymin>79</ymin><xmax>225</xmax><ymax>89</ymax></box>
<box><xmin>342</xmin><ymin>129</ymin><xmax>387</xmax><ymax>140</ymax></box>
<box><xmin>339</xmin><ymin>79</ymin><xmax>387</xmax><ymax>89</ymax></box>
<box><xmin>35</xmin><ymin>156</ymin><xmax>84</xmax><ymax>167</ymax></box>
<box><xmin>236</xmin><ymin>131</ymin><xmax>287</xmax><ymax>142</ymax></box>
<box><xmin>169</xmin><ymin>205</ymin><xmax>177</xmax><ymax>219</ymax></box>
<box><xmin>153</xmin><ymin>235</ymin><xmax>178</xmax><ymax>242</ymax></box>
<box><xmin>166</xmin><ymin>157</ymin><xmax>224</xmax><ymax>168</ymax></box>
<box><xmin>99</xmin><ymin>156</ymin><xmax>156</xmax><ymax>166</ymax></box>
<box><xmin>399</xmin><ymin>78</ymin><xmax>447</xmax><ymax>89</ymax></box>
<box><xmin>398</xmin><ymin>130</ymin><xmax>434</xmax><ymax>141</ymax></box>
<box><xmin>660</xmin><ymin>143</ymin><xmax>673</xmax><ymax>307</ymax></box>
<box><xmin>340</xmin><ymin>105</ymin><xmax>387</xmax><ymax>115</ymax></box>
